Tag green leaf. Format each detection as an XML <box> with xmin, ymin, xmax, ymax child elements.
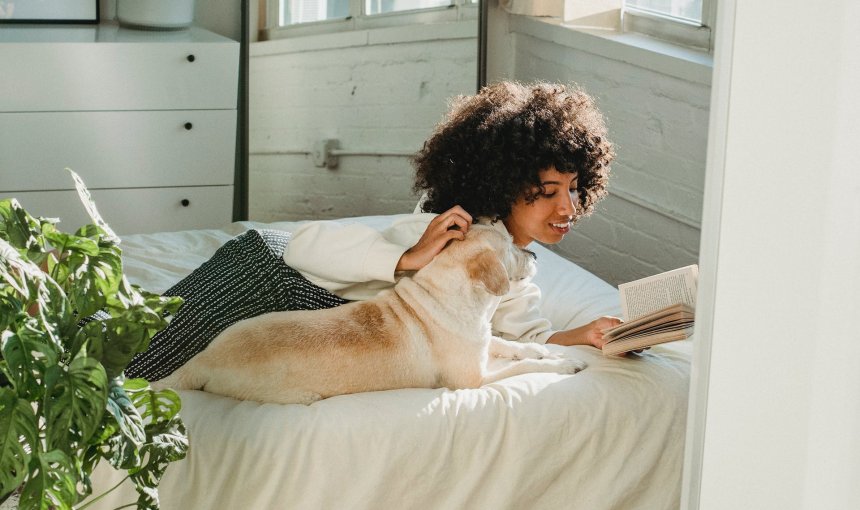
<box><xmin>0</xmin><ymin>198</ymin><xmax>54</xmax><ymax>262</ymax></box>
<box><xmin>128</xmin><ymin>383</ymin><xmax>183</xmax><ymax>426</ymax></box>
<box><xmin>112</xmin><ymin>381</ymin><xmax>189</xmax><ymax>510</ymax></box>
<box><xmin>0</xmin><ymin>238</ymin><xmax>50</xmax><ymax>304</ymax></box>
<box><xmin>41</xmin><ymin>229</ymin><xmax>99</xmax><ymax>258</ymax></box>
<box><xmin>67</xmin><ymin>169</ymin><xmax>119</xmax><ymax>244</ymax></box>
<box><xmin>130</xmin><ymin>415</ymin><xmax>188</xmax><ymax>510</ymax></box>
<box><xmin>102</xmin><ymin>377</ymin><xmax>146</xmax><ymax>470</ymax></box>
<box><xmin>46</xmin><ymin>234</ymin><xmax>125</xmax><ymax>320</ymax></box>
<box><xmin>80</xmin><ymin>290</ymin><xmax>182</xmax><ymax>379</ymax></box>
<box><xmin>43</xmin><ymin>357</ymin><xmax>108</xmax><ymax>454</ymax></box>
<box><xmin>1</xmin><ymin>180</ymin><xmax>187</xmax><ymax>506</ymax></box>
<box><xmin>1</xmin><ymin>324</ymin><xmax>59</xmax><ymax>395</ymax></box>
<box><xmin>0</xmin><ymin>238</ymin><xmax>70</xmax><ymax>352</ymax></box>
<box><xmin>102</xmin><ymin>319</ymin><xmax>151</xmax><ymax>380</ymax></box>
<box><xmin>18</xmin><ymin>449</ymin><xmax>76</xmax><ymax>510</ymax></box>
<box><xmin>0</xmin><ymin>388</ymin><xmax>38</xmax><ymax>499</ymax></box>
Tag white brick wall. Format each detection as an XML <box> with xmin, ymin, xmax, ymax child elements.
<box><xmin>249</xmin><ymin>15</ymin><xmax>712</xmax><ymax>287</ymax></box>
<box><xmin>248</xmin><ymin>22</ymin><xmax>477</xmax><ymax>221</ymax></box>
<box><xmin>496</xmin><ymin>21</ymin><xmax>712</xmax><ymax>286</ymax></box>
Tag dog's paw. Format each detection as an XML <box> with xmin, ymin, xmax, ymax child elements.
<box><xmin>558</xmin><ymin>358</ymin><xmax>587</xmax><ymax>374</ymax></box>
<box><xmin>540</xmin><ymin>349</ymin><xmax>566</xmax><ymax>360</ymax></box>
<box><xmin>517</xmin><ymin>344</ymin><xmax>557</xmax><ymax>360</ymax></box>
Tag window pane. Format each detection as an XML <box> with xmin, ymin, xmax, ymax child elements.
<box><xmin>365</xmin><ymin>0</ymin><xmax>453</xmax><ymax>16</ymax></box>
<box><xmin>625</xmin><ymin>0</ymin><xmax>702</xmax><ymax>23</ymax></box>
<box><xmin>281</xmin><ymin>0</ymin><xmax>350</xmax><ymax>25</ymax></box>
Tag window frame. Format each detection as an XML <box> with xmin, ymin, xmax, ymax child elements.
<box><xmin>622</xmin><ymin>0</ymin><xmax>716</xmax><ymax>52</ymax></box>
<box><xmin>264</xmin><ymin>0</ymin><xmax>478</xmax><ymax>40</ymax></box>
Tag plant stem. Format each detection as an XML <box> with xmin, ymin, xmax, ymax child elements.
<box><xmin>49</xmin><ymin>241</ymin><xmax>66</xmax><ymax>282</ymax></box>
<box><xmin>74</xmin><ymin>475</ymin><xmax>129</xmax><ymax>510</ymax></box>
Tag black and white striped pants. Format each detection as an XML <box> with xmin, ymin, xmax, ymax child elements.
<box><xmin>121</xmin><ymin>229</ymin><xmax>349</xmax><ymax>381</ymax></box>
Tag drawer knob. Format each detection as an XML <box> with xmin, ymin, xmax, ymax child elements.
<box><xmin>184</xmin><ymin>122</ymin><xmax>193</xmax><ymax>130</ymax></box>
<box><xmin>181</xmin><ymin>199</ymin><xmax>190</xmax><ymax>207</ymax></box>
<box><xmin>187</xmin><ymin>54</ymin><xmax>196</xmax><ymax>62</ymax></box>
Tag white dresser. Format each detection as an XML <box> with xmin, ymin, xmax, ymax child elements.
<box><xmin>0</xmin><ymin>23</ymin><xmax>239</xmax><ymax>235</ymax></box>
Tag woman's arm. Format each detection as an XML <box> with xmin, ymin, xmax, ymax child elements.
<box><xmin>491</xmin><ymin>280</ymin><xmax>624</xmax><ymax>350</ymax></box>
<box><xmin>546</xmin><ymin>316</ymin><xmax>622</xmax><ymax>349</ymax></box>
<box><xmin>284</xmin><ymin>220</ymin><xmax>408</xmax><ymax>286</ymax></box>
<box><xmin>282</xmin><ymin>207</ymin><xmax>472</xmax><ymax>293</ymax></box>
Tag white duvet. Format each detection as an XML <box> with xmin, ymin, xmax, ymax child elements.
<box><xmin>88</xmin><ymin>215</ymin><xmax>691</xmax><ymax>510</ymax></box>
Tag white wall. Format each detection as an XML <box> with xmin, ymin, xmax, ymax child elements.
<box><xmin>248</xmin><ymin>22</ymin><xmax>477</xmax><ymax>221</ymax></box>
<box><xmin>688</xmin><ymin>0</ymin><xmax>860</xmax><ymax>509</ymax></box>
<box><xmin>487</xmin><ymin>10</ymin><xmax>711</xmax><ymax>286</ymax></box>
<box><xmin>249</xmin><ymin>6</ymin><xmax>710</xmax><ymax>287</ymax></box>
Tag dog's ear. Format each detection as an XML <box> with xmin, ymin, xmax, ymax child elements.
<box><xmin>467</xmin><ymin>249</ymin><xmax>509</xmax><ymax>296</ymax></box>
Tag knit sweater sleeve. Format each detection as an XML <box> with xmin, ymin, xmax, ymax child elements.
<box><xmin>282</xmin><ymin>215</ymin><xmax>434</xmax><ymax>297</ymax></box>
<box><xmin>491</xmin><ymin>279</ymin><xmax>556</xmax><ymax>344</ymax></box>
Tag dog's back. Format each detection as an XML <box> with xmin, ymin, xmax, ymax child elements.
<box><xmin>155</xmin><ymin>294</ymin><xmax>447</xmax><ymax>404</ymax></box>
<box><xmin>153</xmin><ymin>224</ymin><xmax>547</xmax><ymax>404</ymax></box>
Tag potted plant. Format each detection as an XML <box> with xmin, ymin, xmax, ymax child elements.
<box><xmin>0</xmin><ymin>171</ymin><xmax>187</xmax><ymax>509</ymax></box>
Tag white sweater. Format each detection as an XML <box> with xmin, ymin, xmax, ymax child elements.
<box><xmin>282</xmin><ymin>214</ymin><xmax>555</xmax><ymax>344</ymax></box>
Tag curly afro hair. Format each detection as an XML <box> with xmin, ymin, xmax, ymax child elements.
<box><xmin>413</xmin><ymin>81</ymin><xmax>614</xmax><ymax>222</ymax></box>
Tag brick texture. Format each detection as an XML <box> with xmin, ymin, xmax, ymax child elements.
<box><xmin>249</xmin><ymin>31</ymin><xmax>476</xmax><ymax>222</ymax></box>
<box><xmin>248</xmin><ymin>23</ymin><xmax>710</xmax><ymax>287</ymax></box>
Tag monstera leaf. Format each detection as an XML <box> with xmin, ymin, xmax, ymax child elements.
<box><xmin>43</xmin><ymin>357</ymin><xmax>108</xmax><ymax>454</ymax></box>
<box><xmin>0</xmin><ymin>389</ymin><xmax>38</xmax><ymax>496</ymax></box>
<box><xmin>0</xmin><ymin>170</ymin><xmax>187</xmax><ymax>508</ymax></box>
<box><xmin>18</xmin><ymin>450</ymin><xmax>77</xmax><ymax>510</ymax></box>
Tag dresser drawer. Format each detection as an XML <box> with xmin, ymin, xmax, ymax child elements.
<box><xmin>3</xmin><ymin>186</ymin><xmax>234</xmax><ymax>235</ymax></box>
<box><xmin>0</xmin><ymin>110</ymin><xmax>235</xmax><ymax>191</ymax></box>
<box><xmin>0</xmin><ymin>26</ymin><xmax>238</xmax><ymax>112</ymax></box>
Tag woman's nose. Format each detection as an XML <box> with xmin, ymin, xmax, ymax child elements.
<box><xmin>558</xmin><ymin>191</ymin><xmax>576</xmax><ymax>215</ymax></box>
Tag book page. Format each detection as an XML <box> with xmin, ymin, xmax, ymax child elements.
<box><xmin>618</xmin><ymin>265</ymin><xmax>698</xmax><ymax>321</ymax></box>
<box><xmin>602</xmin><ymin>327</ymin><xmax>694</xmax><ymax>356</ymax></box>
<box><xmin>602</xmin><ymin>304</ymin><xmax>694</xmax><ymax>341</ymax></box>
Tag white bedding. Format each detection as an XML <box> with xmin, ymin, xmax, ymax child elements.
<box><xmin>89</xmin><ymin>215</ymin><xmax>691</xmax><ymax>510</ymax></box>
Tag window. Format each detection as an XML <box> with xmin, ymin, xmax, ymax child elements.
<box><xmin>623</xmin><ymin>0</ymin><xmax>715</xmax><ymax>51</ymax></box>
<box><xmin>625</xmin><ymin>0</ymin><xmax>702</xmax><ymax>23</ymax></box>
<box><xmin>270</xmin><ymin>0</ymin><xmax>475</xmax><ymax>36</ymax></box>
<box><xmin>366</xmin><ymin>0</ymin><xmax>452</xmax><ymax>16</ymax></box>
<box><xmin>280</xmin><ymin>0</ymin><xmax>349</xmax><ymax>25</ymax></box>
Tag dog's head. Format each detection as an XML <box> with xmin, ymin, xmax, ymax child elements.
<box><xmin>427</xmin><ymin>222</ymin><xmax>536</xmax><ymax>297</ymax></box>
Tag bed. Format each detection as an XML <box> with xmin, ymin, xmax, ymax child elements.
<box><xmin>88</xmin><ymin>214</ymin><xmax>691</xmax><ymax>510</ymax></box>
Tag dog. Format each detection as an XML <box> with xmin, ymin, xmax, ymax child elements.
<box><xmin>152</xmin><ymin>223</ymin><xmax>586</xmax><ymax>404</ymax></box>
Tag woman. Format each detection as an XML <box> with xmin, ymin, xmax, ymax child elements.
<box><xmin>282</xmin><ymin>81</ymin><xmax>619</xmax><ymax>350</ymax></box>
<box><xmin>125</xmin><ymin>81</ymin><xmax>620</xmax><ymax>381</ymax></box>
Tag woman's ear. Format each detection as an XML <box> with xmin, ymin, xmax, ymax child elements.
<box><xmin>466</xmin><ymin>249</ymin><xmax>510</xmax><ymax>296</ymax></box>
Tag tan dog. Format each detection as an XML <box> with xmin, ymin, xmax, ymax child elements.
<box><xmin>152</xmin><ymin>224</ymin><xmax>586</xmax><ymax>404</ymax></box>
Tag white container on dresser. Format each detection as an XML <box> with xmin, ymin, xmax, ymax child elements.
<box><xmin>0</xmin><ymin>23</ymin><xmax>239</xmax><ymax>235</ymax></box>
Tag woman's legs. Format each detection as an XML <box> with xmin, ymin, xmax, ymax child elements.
<box><xmin>122</xmin><ymin>229</ymin><xmax>348</xmax><ymax>381</ymax></box>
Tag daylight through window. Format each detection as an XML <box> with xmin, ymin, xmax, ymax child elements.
<box><xmin>625</xmin><ymin>0</ymin><xmax>703</xmax><ymax>23</ymax></box>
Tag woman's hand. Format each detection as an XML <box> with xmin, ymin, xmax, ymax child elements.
<box><xmin>577</xmin><ymin>316</ymin><xmax>623</xmax><ymax>349</ymax></box>
<box><xmin>548</xmin><ymin>316</ymin><xmax>649</xmax><ymax>355</ymax></box>
<box><xmin>396</xmin><ymin>206</ymin><xmax>473</xmax><ymax>272</ymax></box>
<box><xmin>548</xmin><ymin>316</ymin><xmax>622</xmax><ymax>349</ymax></box>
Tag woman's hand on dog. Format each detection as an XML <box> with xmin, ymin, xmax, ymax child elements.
<box><xmin>397</xmin><ymin>206</ymin><xmax>473</xmax><ymax>272</ymax></box>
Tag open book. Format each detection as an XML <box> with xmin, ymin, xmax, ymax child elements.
<box><xmin>601</xmin><ymin>264</ymin><xmax>698</xmax><ymax>356</ymax></box>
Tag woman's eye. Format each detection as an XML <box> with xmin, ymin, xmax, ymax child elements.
<box><xmin>540</xmin><ymin>191</ymin><xmax>557</xmax><ymax>198</ymax></box>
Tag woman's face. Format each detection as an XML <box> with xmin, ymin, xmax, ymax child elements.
<box><xmin>503</xmin><ymin>166</ymin><xmax>579</xmax><ymax>247</ymax></box>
